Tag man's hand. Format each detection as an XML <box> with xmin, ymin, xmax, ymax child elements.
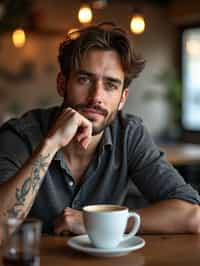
<box><xmin>46</xmin><ymin>108</ymin><xmax>92</xmax><ymax>151</ymax></box>
<box><xmin>54</xmin><ymin>207</ymin><xmax>85</xmax><ymax>235</ymax></box>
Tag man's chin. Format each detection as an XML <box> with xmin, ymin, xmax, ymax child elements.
<box><xmin>91</xmin><ymin>124</ymin><xmax>106</xmax><ymax>136</ymax></box>
<box><xmin>92</xmin><ymin>128</ymin><xmax>103</xmax><ymax>136</ymax></box>
<box><xmin>85</xmin><ymin>118</ymin><xmax>104</xmax><ymax>135</ymax></box>
<box><xmin>91</xmin><ymin>116</ymin><xmax>116</xmax><ymax>136</ymax></box>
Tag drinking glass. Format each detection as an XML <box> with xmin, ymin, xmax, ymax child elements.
<box><xmin>1</xmin><ymin>218</ymin><xmax>42</xmax><ymax>266</ymax></box>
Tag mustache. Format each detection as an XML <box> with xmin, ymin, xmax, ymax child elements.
<box><xmin>75</xmin><ymin>103</ymin><xmax>108</xmax><ymax>116</ymax></box>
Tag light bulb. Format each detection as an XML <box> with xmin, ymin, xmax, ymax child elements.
<box><xmin>78</xmin><ymin>4</ymin><xmax>93</xmax><ymax>24</ymax></box>
<box><xmin>130</xmin><ymin>14</ymin><xmax>145</xmax><ymax>34</ymax></box>
<box><xmin>12</xmin><ymin>28</ymin><xmax>26</xmax><ymax>48</ymax></box>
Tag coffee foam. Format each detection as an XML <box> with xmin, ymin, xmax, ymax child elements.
<box><xmin>83</xmin><ymin>205</ymin><xmax>127</xmax><ymax>212</ymax></box>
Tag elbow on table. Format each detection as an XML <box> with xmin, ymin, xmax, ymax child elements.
<box><xmin>187</xmin><ymin>205</ymin><xmax>200</xmax><ymax>234</ymax></box>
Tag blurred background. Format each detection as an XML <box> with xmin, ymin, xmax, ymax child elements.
<box><xmin>0</xmin><ymin>0</ymin><xmax>195</xmax><ymax>138</ymax></box>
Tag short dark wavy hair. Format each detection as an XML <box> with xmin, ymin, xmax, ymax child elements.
<box><xmin>58</xmin><ymin>22</ymin><xmax>145</xmax><ymax>89</ymax></box>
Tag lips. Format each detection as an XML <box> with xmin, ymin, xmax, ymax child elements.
<box><xmin>76</xmin><ymin>104</ymin><xmax>108</xmax><ymax>117</ymax></box>
<box><xmin>79</xmin><ymin>109</ymin><xmax>105</xmax><ymax>122</ymax></box>
<box><xmin>82</xmin><ymin>108</ymin><xmax>105</xmax><ymax>116</ymax></box>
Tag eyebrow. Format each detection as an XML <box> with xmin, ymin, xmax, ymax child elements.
<box><xmin>77</xmin><ymin>70</ymin><xmax>122</xmax><ymax>86</ymax></box>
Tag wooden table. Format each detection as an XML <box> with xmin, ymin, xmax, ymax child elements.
<box><xmin>160</xmin><ymin>143</ymin><xmax>200</xmax><ymax>166</ymax></box>
<box><xmin>2</xmin><ymin>234</ymin><xmax>198</xmax><ymax>266</ymax></box>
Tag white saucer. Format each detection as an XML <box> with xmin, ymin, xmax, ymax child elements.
<box><xmin>67</xmin><ymin>235</ymin><xmax>145</xmax><ymax>257</ymax></box>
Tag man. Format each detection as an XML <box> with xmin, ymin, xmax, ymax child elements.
<box><xmin>0</xmin><ymin>23</ymin><xmax>200</xmax><ymax>235</ymax></box>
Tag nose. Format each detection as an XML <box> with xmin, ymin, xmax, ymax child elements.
<box><xmin>88</xmin><ymin>79</ymin><xmax>103</xmax><ymax>104</ymax></box>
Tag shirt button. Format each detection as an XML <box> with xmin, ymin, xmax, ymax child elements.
<box><xmin>68</xmin><ymin>181</ymin><xmax>74</xmax><ymax>187</ymax></box>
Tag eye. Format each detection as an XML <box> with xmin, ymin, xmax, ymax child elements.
<box><xmin>105</xmin><ymin>81</ymin><xmax>118</xmax><ymax>91</ymax></box>
<box><xmin>77</xmin><ymin>75</ymin><xmax>92</xmax><ymax>86</ymax></box>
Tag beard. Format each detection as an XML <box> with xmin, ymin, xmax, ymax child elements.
<box><xmin>87</xmin><ymin>108</ymin><xmax>118</xmax><ymax>135</ymax></box>
<box><xmin>62</xmin><ymin>96</ymin><xmax>119</xmax><ymax>136</ymax></box>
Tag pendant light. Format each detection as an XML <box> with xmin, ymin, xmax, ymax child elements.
<box><xmin>130</xmin><ymin>9</ymin><xmax>145</xmax><ymax>35</ymax></box>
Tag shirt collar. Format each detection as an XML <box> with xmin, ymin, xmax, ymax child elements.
<box><xmin>99</xmin><ymin>126</ymin><xmax>113</xmax><ymax>152</ymax></box>
<box><xmin>54</xmin><ymin>150</ymin><xmax>63</xmax><ymax>161</ymax></box>
<box><xmin>53</xmin><ymin>150</ymin><xmax>70</xmax><ymax>173</ymax></box>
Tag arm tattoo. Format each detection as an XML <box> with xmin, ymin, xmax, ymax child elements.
<box><xmin>32</xmin><ymin>154</ymin><xmax>49</xmax><ymax>192</ymax></box>
<box><xmin>16</xmin><ymin>177</ymin><xmax>32</xmax><ymax>206</ymax></box>
<box><xmin>7</xmin><ymin>153</ymin><xmax>50</xmax><ymax>218</ymax></box>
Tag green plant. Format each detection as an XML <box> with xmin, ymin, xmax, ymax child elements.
<box><xmin>156</xmin><ymin>70</ymin><xmax>182</xmax><ymax>128</ymax></box>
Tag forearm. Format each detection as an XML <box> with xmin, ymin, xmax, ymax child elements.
<box><xmin>128</xmin><ymin>199</ymin><xmax>200</xmax><ymax>234</ymax></box>
<box><xmin>0</xmin><ymin>138</ymin><xmax>57</xmax><ymax>221</ymax></box>
<box><xmin>0</xmin><ymin>108</ymin><xmax>92</xmax><ymax>222</ymax></box>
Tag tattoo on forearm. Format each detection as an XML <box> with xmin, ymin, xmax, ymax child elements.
<box><xmin>16</xmin><ymin>177</ymin><xmax>32</xmax><ymax>206</ymax></box>
<box><xmin>7</xmin><ymin>207</ymin><xmax>20</xmax><ymax>218</ymax></box>
<box><xmin>32</xmin><ymin>154</ymin><xmax>49</xmax><ymax>192</ymax></box>
<box><xmin>7</xmin><ymin>153</ymin><xmax>50</xmax><ymax>218</ymax></box>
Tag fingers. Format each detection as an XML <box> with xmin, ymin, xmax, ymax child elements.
<box><xmin>76</xmin><ymin>121</ymin><xmax>92</xmax><ymax>149</ymax></box>
<box><xmin>64</xmin><ymin>108</ymin><xmax>92</xmax><ymax>149</ymax></box>
<box><xmin>54</xmin><ymin>214</ymin><xmax>74</xmax><ymax>235</ymax></box>
<box><xmin>47</xmin><ymin>107</ymin><xmax>92</xmax><ymax>150</ymax></box>
<box><xmin>54</xmin><ymin>207</ymin><xmax>85</xmax><ymax>235</ymax></box>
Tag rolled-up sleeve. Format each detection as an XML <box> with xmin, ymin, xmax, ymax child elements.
<box><xmin>0</xmin><ymin>126</ymin><xmax>30</xmax><ymax>184</ymax></box>
<box><xmin>128</xmin><ymin>123</ymin><xmax>200</xmax><ymax>204</ymax></box>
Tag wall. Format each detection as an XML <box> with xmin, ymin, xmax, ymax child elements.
<box><xmin>125</xmin><ymin>4</ymin><xmax>175</xmax><ymax>136</ymax></box>
<box><xmin>170</xmin><ymin>0</ymin><xmax>200</xmax><ymax>24</ymax></box>
<box><xmin>0</xmin><ymin>0</ymin><xmax>176</xmax><ymax>136</ymax></box>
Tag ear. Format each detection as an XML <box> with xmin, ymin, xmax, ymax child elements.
<box><xmin>118</xmin><ymin>88</ymin><xmax>129</xmax><ymax>110</ymax></box>
<box><xmin>56</xmin><ymin>72</ymin><xmax>66</xmax><ymax>97</ymax></box>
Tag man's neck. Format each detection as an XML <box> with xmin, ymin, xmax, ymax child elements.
<box><xmin>61</xmin><ymin>133</ymin><xmax>103</xmax><ymax>183</ymax></box>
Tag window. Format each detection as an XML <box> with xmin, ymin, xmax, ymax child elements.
<box><xmin>182</xmin><ymin>27</ymin><xmax>200</xmax><ymax>131</ymax></box>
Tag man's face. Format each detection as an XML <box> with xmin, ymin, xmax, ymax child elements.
<box><xmin>59</xmin><ymin>49</ymin><xmax>128</xmax><ymax>135</ymax></box>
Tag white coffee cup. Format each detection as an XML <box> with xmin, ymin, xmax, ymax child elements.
<box><xmin>83</xmin><ymin>204</ymin><xmax>140</xmax><ymax>249</ymax></box>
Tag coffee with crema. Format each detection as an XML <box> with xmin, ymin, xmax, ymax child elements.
<box><xmin>84</xmin><ymin>205</ymin><xmax>125</xmax><ymax>212</ymax></box>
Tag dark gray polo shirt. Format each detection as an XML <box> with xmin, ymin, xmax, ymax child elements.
<box><xmin>0</xmin><ymin>106</ymin><xmax>199</xmax><ymax>233</ymax></box>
